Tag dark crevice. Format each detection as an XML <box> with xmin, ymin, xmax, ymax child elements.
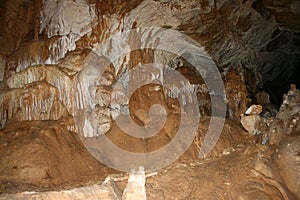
<box><xmin>263</xmin><ymin>60</ymin><xmax>300</xmax><ymax>105</ymax></box>
<box><xmin>260</xmin><ymin>29</ymin><xmax>300</xmax><ymax>106</ymax></box>
<box><xmin>251</xmin><ymin>0</ymin><xmax>270</xmax><ymax>18</ymax></box>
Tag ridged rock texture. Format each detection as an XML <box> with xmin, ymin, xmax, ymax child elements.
<box><xmin>0</xmin><ymin>0</ymin><xmax>299</xmax><ymax>128</ymax></box>
<box><xmin>0</xmin><ymin>0</ymin><xmax>299</xmax><ymax>198</ymax></box>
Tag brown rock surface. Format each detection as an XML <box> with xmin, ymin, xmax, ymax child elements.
<box><xmin>274</xmin><ymin>134</ymin><xmax>300</xmax><ymax>199</ymax></box>
<box><xmin>225</xmin><ymin>69</ymin><xmax>251</xmax><ymax>122</ymax></box>
<box><xmin>0</xmin><ymin>0</ymin><xmax>41</xmax><ymax>55</ymax></box>
<box><xmin>117</xmin><ymin>144</ymin><xmax>291</xmax><ymax>200</ymax></box>
<box><xmin>0</xmin><ymin>81</ymin><xmax>68</xmax><ymax>128</ymax></box>
<box><xmin>0</xmin><ymin>0</ymin><xmax>299</xmax><ymax>199</ymax></box>
<box><xmin>0</xmin><ymin>120</ymin><xmax>293</xmax><ymax>200</ymax></box>
<box><xmin>0</xmin><ymin>179</ymin><xmax>122</xmax><ymax>200</ymax></box>
<box><xmin>0</xmin><ymin>121</ymin><xmax>116</xmax><ymax>193</ymax></box>
<box><xmin>263</xmin><ymin>0</ymin><xmax>300</xmax><ymax>31</ymax></box>
<box><xmin>268</xmin><ymin>85</ymin><xmax>300</xmax><ymax>145</ymax></box>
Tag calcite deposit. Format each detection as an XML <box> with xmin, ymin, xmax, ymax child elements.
<box><xmin>0</xmin><ymin>81</ymin><xmax>68</xmax><ymax>128</ymax></box>
<box><xmin>268</xmin><ymin>84</ymin><xmax>300</xmax><ymax>145</ymax></box>
<box><xmin>0</xmin><ymin>0</ymin><xmax>299</xmax><ymax>199</ymax></box>
<box><xmin>122</xmin><ymin>166</ymin><xmax>146</xmax><ymax>200</ymax></box>
<box><xmin>225</xmin><ymin>68</ymin><xmax>251</xmax><ymax>122</ymax></box>
<box><xmin>240</xmin><ymin>105</ymin><xmax>263</xmax><ymax>135</ymax></box>
<box><xmin>0</xmin><ymin>0</ymin><xmax>298</xmax><ymax>131</ymax></box>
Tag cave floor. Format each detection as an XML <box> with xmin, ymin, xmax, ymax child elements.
<box><xmin>0</xmin><ymin>144</ymin><xmax>292</xmax><ymax>200</ymax></box>
<box><xmin>0</xmin><ymin>118</ymin><xmax>295</xmax><ymax>199</ymax></box>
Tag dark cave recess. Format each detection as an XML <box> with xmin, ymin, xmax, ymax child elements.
<box><xmin>261</xmin><ymin>30</ymin><xmax>300</xmax><ymax>105</ymax></box>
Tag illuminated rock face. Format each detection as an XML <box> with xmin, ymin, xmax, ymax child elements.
<box><xmin>0</xmin><ymin>0</ymin><xmax>299</xmax><ymax>133</ymax></box>
<box><xmin>274</xmin><ymin>135</ymin><xmax>300</xmax><ymax>199</ymax></box>
<box><xmin>40</xmin><ymin>0</ymin><xmax>97</xmax><ymax>64</ymax></box>
<box><xmin>268</xmin><ymin>84</ymin><xmax>300</xmax><ymax>145</ymax></box>
<box><xmin>0</xmin><ymin>81</ymin><xmax>69</xmax><ymax>128</ymax></box>
<box><xmin>122</xmin><ymin>166</ymin><xmax>146</xmax><ymax>200</ymax></box>
<box><xmin>225</xmin><ymin>69</ymin><xmax>251</xmax><ymax>122</ymax></box>
<box><xmin>0</xmin><ymin>0</ymin><xmax>299</xmax><ymax>197</ymax></box>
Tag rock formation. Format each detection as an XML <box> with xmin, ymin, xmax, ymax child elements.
<box><xmin>0</xmin><ymin>0</ymin><xmax>299</xmax><ymax>131</ymax></box>
<box><xmin>0</xmin><ymin>0</ymin><xmax>299</xmax><ymax>199</ymax></box>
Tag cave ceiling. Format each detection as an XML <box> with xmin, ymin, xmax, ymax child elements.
<box><xmin>0</xmin><ymin>0</ymin><xmax>299</xmax><ymax>104</ymax></box>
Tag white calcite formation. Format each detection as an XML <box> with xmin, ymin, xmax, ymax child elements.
<box><xmin>81</xmin><ymin>107</ymin><xmax>112</xmax><ymax>138</ymax></box>
<box><xmin>45</xmin><ymin>35</ymin><xmax>78</xmax><ymax>64</ymax></box>
<box><xmin>0</xmin><ymin>82</ymin><xmax>67</xmax><ymax>128</ymax></box>
<box><xmin>74</xmin><ymin>60</ymin><xmax>207</xmax><ymax>137</ymax></box>
<box><xmin>40</xmin><ymin>0</ymin><xmax>97</xmax><ymax>64</ymax></box>
<box><xmin>72</xmin><ymin>14</ymin><xmax>217</xmax><ymax>137</ymax></box>
<box><xmin>165</xmin><ymin>82</ymin><xmax>205</xmax><ymax>116</ymax></box>
<box><xmin>122</xmin><ymin>166</ymin><xmax>147</xmax><ymax>200</ymax></box>
<box><xmin>6</xmin><ymin>41</ymin><xmax>47</xmax><ymax>74</ymax></box>
<box><xmin>6</xmin><ymin>66</ymin><xmax>73</xmax><ymax>113</ymax></box>
<box><xmin>240</xmin><ymin>105</ymin><xmax>263</xmax><ymax>135</ymax></box>
<box><xmin>0</xmin><ymin>0</ymin><xmax>220</xmax><ymax>138</ymax></box>
<box><xmin>73</xmin><ymin>56</ymin><xmax>117</xmax><ymax>136</ymax></box>
<box><xmin>245</xmin><ymin>105</ymin><xmax>263</xmax><ymax>115</ymax></box>
<box><xmin>0</xmin><ymin>0</ymin><xmax>278</xmax><ymax>139</ymax></box>
<box><xmin>40</xmin><ymin>0</ymin><xmax>96</xmax><ymax>38</ymax></box>
<box><xmin>0</xmin><ymin>65</ymin><xmax>72</xmax><ymax>129</ymax></box>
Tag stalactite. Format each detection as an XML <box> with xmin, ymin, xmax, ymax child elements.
<box><xmin>40</xmin><ymin>0</ymin><xmax>97</xmax><ymax>65</ymax></box>
<box><xmin>46</xmin><ymin>35</ymin><xmax>79</xmax><ymax>64</ymax></box>
<box><xmin>6</xmin><ymin>66</ymin><xmax>73</xmax><ymax>114</ymax></box>
<box><xmin>0</xmin><ymin>82</ymin><xmax>67</xmax><ymax>129</ymax></box>
<box><xmin>67</xmin><ymin>125</ymin><xmax>77</xmax><ymax>132</ymax></box>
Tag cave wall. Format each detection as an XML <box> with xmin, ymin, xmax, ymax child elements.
<box><xmin>0</xmin><ymin>0</ymin><xmax>299</xmax><ymax>130</ymax></box>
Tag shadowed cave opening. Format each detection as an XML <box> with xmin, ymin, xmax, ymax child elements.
<box><xmin>261</xmin><ymin>30</ymin><xmax>300</xmax><ymax>105</ymax></box>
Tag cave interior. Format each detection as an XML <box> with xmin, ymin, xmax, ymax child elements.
<box><xmin>0</xmin><ymin>0</ymin><xmax>299</xmax><ymax>199</ymax></box>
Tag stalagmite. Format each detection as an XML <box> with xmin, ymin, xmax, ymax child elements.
<box><xmin>83</xmin><ymin>118</ymin><xmax>94</xmax><ymax>138</ymax></box>
<box><xmin>122</xmin><ymin>166</ymin><xmax>147</xmax><ymax>200</ymax></box>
